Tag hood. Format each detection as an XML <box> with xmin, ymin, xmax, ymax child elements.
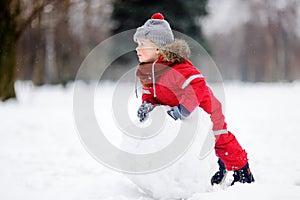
<box><xmin>161</xmin><ymin>39</ymin><xmax>191</xmax><ymax>63</ymax></box>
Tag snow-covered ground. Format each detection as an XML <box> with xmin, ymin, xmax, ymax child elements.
<box><xmin>1</xmin><ymin>81</ymin><xmax>300</xmax><ymax>199</ymax></box>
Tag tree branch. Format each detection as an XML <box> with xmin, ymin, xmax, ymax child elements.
<box><xmin>15</xmin><ymin>0</ymin><xmax>59</xmax><ymax>41</ymax></box>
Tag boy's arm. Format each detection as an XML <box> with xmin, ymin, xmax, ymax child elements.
<box><xmin>141</xmin><ymin>87</ymin><xmax>159</xmax><ymax>105</ymax></box>
<box><xmin>168</xmin><ymin>75</ymin><xmax>207</xmax><ymax>120</ymax></box>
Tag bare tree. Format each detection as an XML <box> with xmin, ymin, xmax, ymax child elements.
<box><xmin>0</xmin><ymin>0</ymin><xmax>59</xmax><ymax>101</ymax></box>
<box><xmin>16</xmin><ymin>0</ymin><xmax>113</xmax><ymax>86</ymax></box>
<box><xmin>203</xmin><ymin>0</ymin><xmax>300</xmax><ymax>82</ymax></box>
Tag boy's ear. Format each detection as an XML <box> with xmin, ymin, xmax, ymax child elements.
<box><xmin>156</xmin><ymin>48</ymin><xmax>161</xmax><ymax>55</ymax></box>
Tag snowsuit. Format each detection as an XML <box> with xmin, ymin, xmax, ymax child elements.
<box><xmin>136</xmin><ymin>40</ymin><xmax>248</xmax><ymax>171</ymax></box>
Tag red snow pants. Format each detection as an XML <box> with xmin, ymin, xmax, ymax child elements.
<box><xmin>214</xmin><ymin>131</ymin><xmax>248</xmax><ymax>170</ymax></box>
<box><xmin>201</xmin><ymin>88</ymin><xmax>248</xmax><ymax>171</ymax></box>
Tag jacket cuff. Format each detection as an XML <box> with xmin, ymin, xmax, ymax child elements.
<box><xmin>173</xmin><ymin>104</ymin><xmax>190</xmax><ymax>119</ymax></box>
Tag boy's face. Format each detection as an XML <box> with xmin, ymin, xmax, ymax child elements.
<box><xmin>136</xmin><ymin>39</ymin><xmax>160</xmax><ymax>63</ymax></box>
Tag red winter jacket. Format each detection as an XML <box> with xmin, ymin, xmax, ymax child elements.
<box><xmin>136</xmin><ymin>42</ymin><xmax>226</xmax><ymax>132</ymax></box>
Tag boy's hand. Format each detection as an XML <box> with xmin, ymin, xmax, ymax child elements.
<box><xmin>167</xmin><ymin>105</ymin><xmax>190</xmax><ymax>120</ymax></box>
<box><xmin>137</xmin><ymin>101</ymin><xmax>154</xmax><ymax>122</ymax></box>
<box><xmin>167</xmin><ymin>107</ymin><xmax>183</xmax><ymax>120</ymax></box>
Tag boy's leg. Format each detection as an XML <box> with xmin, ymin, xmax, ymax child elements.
<box><xmin>202</xmin><ymin>89</ymin><xmax>249</xmax><ymax>170</ymax></box>
<box><xmin>203</xmin><ymin>88</ymin><xmax>254</xmax><ymax>184</ymax></box>
<box><xmin>212</xmin><ymin>132</ymin><xmax>255</xmax><ymax>185</ymax></box>
<box><xmin>214</xmin><ymin>131</ymin><xmax>248</xmax><ymax>171</ymax></box>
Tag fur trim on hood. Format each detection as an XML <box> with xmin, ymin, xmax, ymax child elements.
<box><xmin>161</xmin><ymin>39</ymin><xmax>191</xmax><ymax>63</ymax></box>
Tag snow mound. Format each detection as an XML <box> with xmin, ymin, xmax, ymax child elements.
<box><xmin>120</xmin><ymin>106</ymin><xmax>216</xmax><ymax>199</ymax></box>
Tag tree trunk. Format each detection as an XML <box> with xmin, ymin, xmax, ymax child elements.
<box><xmin>0</xmin><ymin>4</ymin><xmax>17</xmax><ymax>101</ymax></box>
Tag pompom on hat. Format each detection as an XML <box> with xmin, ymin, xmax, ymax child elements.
<box><xmin>133</xmin><ymin>13</ymin><xmax>174</xmax><ymax>48</ymax></box>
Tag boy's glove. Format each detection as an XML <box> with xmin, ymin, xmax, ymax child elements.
<box><xmin>137</xmin><ymin>101</ymin><xmax>154</xmax><ymax>122</ymax></box>
<box><xmin>167</xmin><ymin>105</ymin><xmax>190</xmax><ymax>120</ymax></box>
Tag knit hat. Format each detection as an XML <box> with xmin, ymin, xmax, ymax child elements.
<box><xmin>133</xmin><ymin>13</ymin><xmax>174</xmax><ymax>48</ymax></box>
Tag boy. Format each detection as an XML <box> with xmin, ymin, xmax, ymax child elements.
<box><xmin>134</xmin><ymin>13</ymin><xmax>254</xmax><ymax>186</ymax></box>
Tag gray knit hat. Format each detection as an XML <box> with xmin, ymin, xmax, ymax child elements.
<box><xmin>133</xmin><ymin>13</ymin><xmax>174</xmax><ymax>48</ymax></box>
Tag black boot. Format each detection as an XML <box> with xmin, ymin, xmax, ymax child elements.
<box><xmin>231</xmin><ymin>163</ymin><xmax>255</xmax><ymax>185</ymax></box>
<box><xmin>211</xmin><ymin>159</ymin><xmax>227</xmax><ymax>185</ymax></box>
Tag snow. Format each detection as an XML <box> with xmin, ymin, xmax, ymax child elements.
<box><xmin>1</xmin><ymin>81</ymin><xmax>300</xmax><ymax>199</ymax></box>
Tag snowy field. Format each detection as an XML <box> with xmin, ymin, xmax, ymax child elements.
<box><xmin>1</xmin><ymin>81</ymin><xmax>300</xmax><ymax>200</ymax></box>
